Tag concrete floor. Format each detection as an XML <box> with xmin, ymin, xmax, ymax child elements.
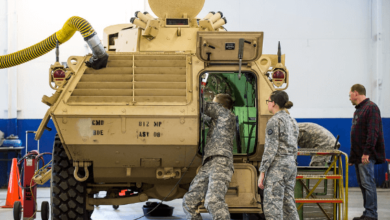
<box><xmin>0</xmin><ymin>187</ymin><xmax>390</xmax><ymax>220</ymax></box>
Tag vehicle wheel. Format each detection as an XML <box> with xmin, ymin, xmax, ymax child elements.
<box><xmin>51</xmin><ymin>135</ymin><xmax>91</xmax><ymax>220</ymax></box>
<box><xmin>41</xmin><ymin>201</ymin><xmax>50</xmax><ymax>220</ymax></box>
<box><xmin>13</xmin><ymin>201</ymin><xmax>22</xmax><ymax>220</ymax></box>
<box><xmin>113</xmin><ymin>205</ymin><xmax>119</xmax><ymax>210</ymax></box>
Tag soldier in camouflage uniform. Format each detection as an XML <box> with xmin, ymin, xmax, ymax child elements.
<box><xmin>298</xmin><ymin>123</ymin><xmax>340</xmax><ymax>166</ymax></box>
<box><xmin>0</xmin><ymin>130</ymin><xmax>4</xmax><ymax>146</ymax></box>
<box><xmin>203</xmin><ymin>74</ymin><xmax>235</xmax><ymax>104</ymax></box>
<box><xmin>183</xmin><ymin>94</ymin><xmax>236</xmax><ymax>220</ymax></box>
<box><xmin>258</xmin><ymin>91</ymin><xmax>299</xmax><ymax>220</ymax></box>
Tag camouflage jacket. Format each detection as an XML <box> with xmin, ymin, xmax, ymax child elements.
<box><xmin>0</xmin><ymin>130</ymin><xmax>4</xmax><ymax>146</ymax></box>
<box><xmin>202</xmin><ymin>102</ymin><xmax>236</xmax><ymax>166</ymax></box>
<box><xmin>259</xmin><ymin>110</ymin><xmax>299</xmax><ymax>173</ymax></box>
<box><xmin>298</xmin><ymin>123</ymin><xmax>339</xmax><ymax>150</ymax></box>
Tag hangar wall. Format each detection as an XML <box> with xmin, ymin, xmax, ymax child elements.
<box><xmin>0</xmin><ymin>0</ymin><xmax>146</xmax><ymax>187</ymax></box>
<box><xmin>0</xmin><ymin>0</ymin><xmax>389</xmax><ymax>187</ymax></box>
<box><xmin>200</xmin><ymin>0</ymin><xmax>390</xmax><ymax>187</ymax></box>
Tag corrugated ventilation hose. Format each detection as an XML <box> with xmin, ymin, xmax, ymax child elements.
<box><xmin>0</xmin><ymin>16</ymin><xmax>108</xmax><ymax>69</ymax></box>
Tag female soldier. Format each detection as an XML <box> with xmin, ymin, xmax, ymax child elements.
<box><xmin>258</xmin><ymin>91</ymin><xmax>299</xmax><ymax>220</ymax></box>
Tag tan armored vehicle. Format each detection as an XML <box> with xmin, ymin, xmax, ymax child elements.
<box><xmin>1</xmin><ymin>0</ymin><xmax>292</xmax><ymax>219</ymax></box>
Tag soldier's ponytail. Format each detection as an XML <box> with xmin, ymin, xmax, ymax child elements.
<box><xmin>284</xmin><ymin>101</ymin><xmax>293</xmax><ymax>109</ymax></box>
<box><xmin>270</xmin><ymin>91</ymin><xmax>293</xmax><ymax>109</ymax></box>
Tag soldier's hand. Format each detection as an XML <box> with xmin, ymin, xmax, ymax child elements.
<box><xmin>258</xmin><ymin>172</ymin><xmax>265</xmax><ymax>190</ymax></box>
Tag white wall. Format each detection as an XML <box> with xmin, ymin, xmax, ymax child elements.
<box><xmin>200</xmin><ymin>0</ymin><xmax>390</xmax><ymax>118</ymax></box>
<box><xmin>382</xmin><ymin>0</ymin><xmax>390</xmax><ymax>117</ymax></box>
<box><xmin>0</xmin><ymin>0</ymin><xmax>145</xmax><ymax>119</ymax></box>
<box><xmin>0</xmin><ymin>0</ymin><xmax>8</xmax><ymax>119</ymax></box>
<box><xmin>1</xmin><ymin>0</ymin><xmax>389</xmax><ymax>119</ymax></box>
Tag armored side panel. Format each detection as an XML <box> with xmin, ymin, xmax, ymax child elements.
<box><xmin>52</xmin><ymin>54</ymin><xmax>200</xmax><ymax>187</ymax></box>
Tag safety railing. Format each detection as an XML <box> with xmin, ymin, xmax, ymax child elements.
<box><xmin>296</xmin><ymin>150</ymin><xmax>348</xmax><ymax>220</ymax></box>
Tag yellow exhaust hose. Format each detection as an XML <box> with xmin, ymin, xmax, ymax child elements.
<box><xmin>0</xmin><ymin>16</ymin><xmax>97</xmax><ymax>69</ymax></box>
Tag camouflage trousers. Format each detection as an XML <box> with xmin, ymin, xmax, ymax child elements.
<box><xmin>263</xmin><ymin>159</ymin><xmax>299</xmax><ymax>220</ymax></box>
<box><xmin>183</xmin><ymin>156</ymin><xmax>233</xmax><ymax>220</ymax></box>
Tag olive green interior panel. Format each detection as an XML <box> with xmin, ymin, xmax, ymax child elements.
<box><xmin>221</xmin><ymin>73</ymin><xmax>256</xmax><ymax>107</ymax></box>
<box><xmin>203</xmin><ymin>73</ymin><xmax>256</xmax><ymax>107</ymax></box>
<box><xmin>196</xmin><ymin>32</ymin><xmax>263</xmax><ymax>62</ymax></box>
<box><xmin>200</xmin><ymin>73</ymin><xmax>257</xmax><ymax>155</ymax></box>
<box><xmin>234</xmin><ymin>107</ymin><xmax>257</xmax><ymax>154</ymax></box>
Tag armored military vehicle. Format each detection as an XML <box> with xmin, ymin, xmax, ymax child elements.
<box><xmin>1</xmin><ymin>0</ymin><xmax>295</xmax><ymax>219</ymax></box>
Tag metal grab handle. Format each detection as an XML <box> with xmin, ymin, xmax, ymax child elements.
<box><xmin>238</xmin><ymin>38</ymin><xmax>245</xmax><ymax>80</ymax></box>
<box><xmin>333</xmin><ymin>135</ymin><xmax>340</xmax><ymax>149</ymax></box>
<box><xmin>74</xmin><ymin>162</ymin><xmax>90</xmax><ymax>182</ymax></box>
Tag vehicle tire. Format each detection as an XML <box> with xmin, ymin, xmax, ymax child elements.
<box><xmin>41</xmin><ymin>201</ymin><xmax>50</xmax><ymax>220</ymax></box>
<box><xmin>113</xmin><ymin>205</ymin><xmax>119</xmax><ymax>210</ymax></box>
<box><xmin>13</xmin><ymin>201</ymin><xmax>22</xmax><ymax>220</ymax></box>
<box><xmin>51</xmin><ymin>135</ymin><xmax>91</xmax><ymax>220</ymax></box>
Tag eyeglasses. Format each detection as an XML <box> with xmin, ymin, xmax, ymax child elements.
<box><xmin>266</xmin><ymin>100</ymin><xmax>273</xmax><ymax>104</ymax></box>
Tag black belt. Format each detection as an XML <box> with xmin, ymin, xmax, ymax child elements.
<box><xmin>204</xmin><ymin>156</ymin><xmax>216</xmax><ymax>164</ymax></box>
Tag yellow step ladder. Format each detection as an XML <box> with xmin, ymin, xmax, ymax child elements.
<box><xmin>296</xmin><ymin>150</ymin><xmax>349</xmax><ymax>220</ymax></box>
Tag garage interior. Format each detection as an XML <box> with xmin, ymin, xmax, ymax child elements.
<box><xmin>1</xmin><ymin>0</ymin><xmax>390</xmax><ymax>219</ymax></box>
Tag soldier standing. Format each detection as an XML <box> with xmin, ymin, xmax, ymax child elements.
<box><xmin>183</xmin><ymin>94</ymin><xmax>236</xmax><ymax>220</ymax></box>
<box><xmin>298</xmin><ymin>123</ymin><xmax>340</xmax><ymax>166</ymax></box>
<box><xmin>258</xmin><ymin>91</ymin><xmax>299</xmax><ymax>220</ymax></box>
